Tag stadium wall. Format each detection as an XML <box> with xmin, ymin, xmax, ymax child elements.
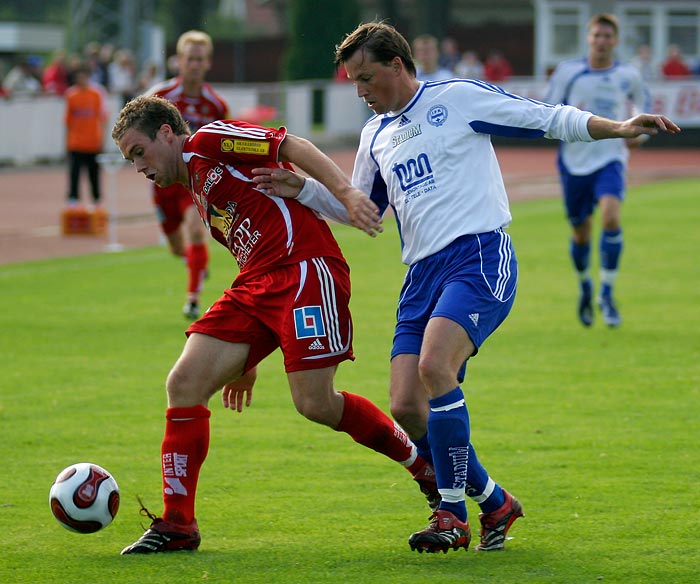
<box><xmin>0</xmin><ymin>78</ymin><xmax>698</xmax><ymax>166</ymax></box>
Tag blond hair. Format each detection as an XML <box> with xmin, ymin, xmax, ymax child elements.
<box><xmin>176</xmin><ymin>30</ymin><xmax>213</xmax><ymax>57</ymax></box>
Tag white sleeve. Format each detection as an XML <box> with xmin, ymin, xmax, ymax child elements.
<box><xmin>295</xmin><ymin>177</ymin><xmax>352</xmax><ymax>225</ymax></box>
<box><xmin>544</xmin><ymin>104</ymin><xmax>595</xmax><ymax>142</ymax></box>
<box><xmin>464</xmin><ymin>82</ymin><xmax>595</xmax><ymax>143</ymax></box>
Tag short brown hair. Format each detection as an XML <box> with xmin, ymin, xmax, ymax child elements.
<box><xmin>335</xmin><ymin>22</ymin><xmax>416</xmax><ymax>77</ymax></box>
<box><xmin>112</xmin><ymin>95</ymin><xmax>190</xmax><ymax>143</ymax></box>
<box><xmin>588</xmin><ymin>13</ymin><xmax>619</xmax><ymax>36</ymax></box>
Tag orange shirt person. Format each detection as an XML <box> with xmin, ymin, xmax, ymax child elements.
<box><xmin>64</xmin><ymin>64</ymin><xmax>108</xmax><ymax>206</ymax></box>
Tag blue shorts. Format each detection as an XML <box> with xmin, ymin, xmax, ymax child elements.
<box><xmin>392</xmin><ymin>230</ymin><xmax>518</xmax><ymax>379</ymax></box>
<box><xmin>558</xmin><ymin>160</ymin><xmax>625</xmax><ymax>227</ymax></box>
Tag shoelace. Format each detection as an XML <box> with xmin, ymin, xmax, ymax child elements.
<box><xmin>136</xmin><ymin>495</ymin><xmax>158</xmax><ymax>529</ymax></box>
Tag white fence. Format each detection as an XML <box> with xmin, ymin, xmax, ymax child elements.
<box><xmin>1</xmin><ymin>78</ymin><xmax>698</xmax><ymax>166</ymax></box>
<box><xmin>0</xmin><ymin>81</ymin><xmax>369</xmax><ymax>166</ymax></box>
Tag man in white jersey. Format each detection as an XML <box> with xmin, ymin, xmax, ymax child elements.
<box><xmin>544</xmin><ymin>14</ymin><xmax>650</xmax><ymax>327</ymax></box>
<box><xmin>252</xmin><ymin>22</ymin><xmax>679</xmax><ymax>554</ymax></box>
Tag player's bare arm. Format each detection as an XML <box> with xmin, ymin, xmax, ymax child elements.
<box><xmin>267</xmin><ymin>134</ymin><xmax>383</xmax><ymax>236</ymax></box>
<box><xmin>588</xmin><ymin>113</ymin><xmax>681</xmax><ymax>140</ymax></box>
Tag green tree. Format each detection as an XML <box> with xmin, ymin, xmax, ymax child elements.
<box><xmin>155</xmin><ymin>0</ymin><xmax>217</xmax><ymax>42</ymax></box>
<box><xmin>284</xmin><ymin>0</ymin><xmax>360</xmax><ymax>80</ymax></box>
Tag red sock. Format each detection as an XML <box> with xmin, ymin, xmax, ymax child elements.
<box><xmin>161</xmin><ymin>405</ymin><xmax>211</xmax><ymax>525</ymax></box>
<box><xmin>336</xmin><ymin>391</ymin><xmax>417</xmax><ymax>467</ymax></box>
<box><xmin>185</xmin><ymin>243</ymin><xmax>208</xmax><ymax>299</ymax></box>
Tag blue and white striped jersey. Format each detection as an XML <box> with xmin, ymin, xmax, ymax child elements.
<box><xmin>544</xmin><ymin>57</ymin><xmax>650</xmax><ymax>175</ymax></box>
<box><xmin>299</xmin><ymin>79</ymin><xmax>594</xmax><ymax>265</ymax></box>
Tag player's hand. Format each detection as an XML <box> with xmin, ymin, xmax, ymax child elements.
<box><xmin>221</xmin><ymin>368</ymin><xmax>257</xmax><ymax>412</ymax></box>
<box><xmin>338</xmin><ymin>187</ymin><xmax>383</xmax><ymax>237</ymax></box>
<box><xmin>251</xmin><ymin>167</ymin><xmax>304</xmax><ymax>198</ymax></box>
<box><xmin>621</xmin><ymin>114</ymin><xmax>681</xmax><ymax>138</ymax></box>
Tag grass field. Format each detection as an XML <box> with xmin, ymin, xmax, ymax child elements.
<box><xmin>1</xmin><ymin>178</ymin><xmax>698</xmax><ymax>583</ymax></box>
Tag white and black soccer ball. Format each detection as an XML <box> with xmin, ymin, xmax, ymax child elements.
<box><xmin>49</xmin><ymin>462</ymin><xmax>120</xmax><ymax>533</ymax></box>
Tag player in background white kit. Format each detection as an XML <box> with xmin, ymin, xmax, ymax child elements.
<box><xmin>252</xmin><ymin>22</ymin><xmax>679</xmax><ymax>554</ymax></box>
<box><xmin>544</xmin><ymin>13</ymin><xmax>651</xmax><ymax>327</ymax></box>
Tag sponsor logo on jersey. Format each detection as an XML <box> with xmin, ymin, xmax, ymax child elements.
<box><xmin>209</xmin><ymin>203</ymin><xmax>234</xmax><ymax>240</ymax></box>
<box><xmin>208</xmin><ymin>202</ymin><xmax>260</xmax><ymax>267</ymax></box>
<box><xmin>203</xmin><ymin>165</ymin><xmax>224</xmax><ymax>195</ymax></box>
<box><xmin>233</xmin><ymin>140</ymin><xmax>270</xmax><ymax>155</ymax></box>
<box><xmin>293</xmin><ymin>306</ymin><xmax>326</xmax><ymax>339</ymax></box>
<box><xmin>221</xmin><ymin>138</ymin><xmax>234</xmax><ymax>152</ymax></box>
<box><xmin>392</xmin><ymin>123</ymin><xmax>422</xmax><ymax>148</ymax></box>
<box><xmin>308</xmin><ymin>338</ymin><xmax>325</xmax><ymax>350</ymax></box>
<box><xmin>397</xmin><ymin>114</ymin><xmax>412</xmax><ymax>127</ymax></box>
<box><xmin>392</xmin><ymin>153</ymin><xmax>434</xmax><ymax>195</ymax></box>
<box><xmin>427</xmin><ymin>104</ymin><xmax>448</xmax><ymax>127</ymax></box>
<box><xmin>231</xmin><ymin>215</ymin><xmax>261</xmax><ymax>266</ymax></box>
<box><xmin>469</xmin><ymin>313</ymin><xmax>479</xmax><ymax>326</ymax></box>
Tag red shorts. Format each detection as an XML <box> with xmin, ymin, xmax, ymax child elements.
<box><xmin>152</xmin><ymin>183</ymin><xmax>194</xmax><ymax>235</ymax></box>
<box><xmin>187</xmin><ymin>256</ymin><xmax>355</xmax><ymax>373</ymax></box>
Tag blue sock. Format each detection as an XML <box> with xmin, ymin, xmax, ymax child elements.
<box><xmin>465</xmin><ymin>444</ymin><xmax>505</xmax><ymax>513</ymax></box>
<box><xmin>428</xmin><ymin>387</ymin><xmax>469</xmax><ymax>522</ymax></box>
<box><xmin>600</xmin><ymin>228</ymin><xmax>623</xmax><ymax>298</ymax></box>
<box><xmin>570</xmin><ymin>238</ymin><xmax>591</xmax><ymax>275</ymax></box>
<box><xmin>414</xmin><ymin>433</ymin><xmax>433</xmax><ymax>466</ymax></box>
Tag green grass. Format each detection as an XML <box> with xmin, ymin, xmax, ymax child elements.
<box><xmin>1</xmin><ymin>178</ymin><xmax>699</xmax><ymax>583</ymax></box>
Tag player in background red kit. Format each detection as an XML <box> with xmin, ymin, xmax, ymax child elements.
<box><xmin>112</xmin><ymin>95</ymin><xmax>438</xmax><ymax>554</ymax></box>
<box><xmin>146</xmin><ymin>31</ymin><xmax>229</xmax><ymax>319</ymax></box>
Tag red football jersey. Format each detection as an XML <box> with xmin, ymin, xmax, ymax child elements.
<box><xmin>149</xmin><ymin>77</ymin><xmax>229</xmax><ymax>132</ymax></box>
<box><xmin>183</xmin><ymin>120</ymin><xmax>346</xmax><ymax>280</ymax></box>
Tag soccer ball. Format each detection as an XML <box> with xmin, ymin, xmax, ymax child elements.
<box><xmin>49</xmin><ymin>462</ymin><xmax>120</xmax><ymax>533</ymax></box>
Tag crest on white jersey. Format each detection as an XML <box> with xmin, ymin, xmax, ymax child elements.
<box><xmin>427</xmin><ymin>104</ymin><xmax>448</xmax><ymax>126</ymax></box>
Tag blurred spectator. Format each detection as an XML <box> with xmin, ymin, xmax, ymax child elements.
<box><xmin>2</xmin><ymin>56</ymin><xmax>43</xmax><ymax>97</ymax></box>
<box><xmin>42</xmin><ymin>49</ymin><xmax>70</xmax><ymax>95</ymax></box>
<box><xmin>455</xmin><ymin>50</ymin><xmax>484</xmax><ymax>79</ymax></box>
<box><xmin>629</xmin><ymin>44</ymin><xmax>657</xmax><ymax>81</ymax></box>
<box><xmin>138</xmin><ymin>60</ymin><xmax>164</xmax><ymax>92</ymax></box>
<box><xmin>64</xmin><ymin>63</ymin><xmax>108</xmax><ymax>206</ymax></box>
<box><xmin>483</xmin><ymin>50</ymin><xmax>513</xmax><ymax>82</ymax></box>
<box><xmin>412</xmin><ymin>34</ymin><xmax>453</xmax><ymax>82</ymax></box>
<box><xmin>166</xmin><ymin>54</ymin><xmax>180</xmax><ymax>77</ymax></box>
<box><xmin>65</xmin><ymin>53</ymin><xmax>83</xmax><ymax>86</ymax></box>
<box><xmin>83</xmin><ymin>41</ymin><xmax>111</xmax><ymax>88</ymax></box>
<box><xmin>0</xmin><ymin>64</ymin><xmax>8</xmax><ymax>99</ymax></box>
<box><xmin>661</xmin><ymin>44</ymin><xmax>691</xmax><ymax>78</ymax></box>
<box><xmin>108</xmin><ymin>48</ymin><xmax>138</xmax><ymax>105</ymax></box>
<box><xmin>83</xmin><ymin>42</ymin><xmax>102</xmax><ymax>83</ymax></box>
<box><xmin>98</xmin><ymin>43</ymin><xmax>115</xmax><ymax>87</ymax></box>
<box><xmin>438</xmin><ymin>36</ymin><xmax>461</xmax><ymax>73</ymax></box>
<box><xmin>333</xmin><ymin>63</ymin><xmax>352</xmax><ymax>83</ymax></box>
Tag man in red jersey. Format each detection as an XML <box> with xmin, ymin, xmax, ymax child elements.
<box><xmin>147</xmin><ymin>31</ymin><xmax>229</xmax><ymax>319</ymax></box>
<box><xmin>112</xmin><ymin>95</ymin><xmax>437</xmax><ymax>554</ymax></box>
